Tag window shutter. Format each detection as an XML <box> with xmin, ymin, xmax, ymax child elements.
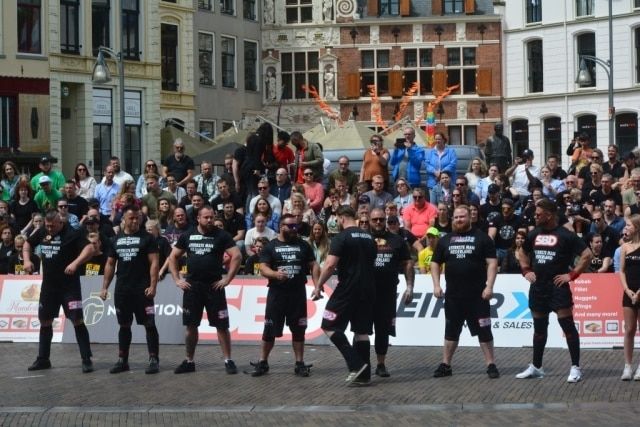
<box><xmin>346</xmin><ymin>73</ymin><xmax>361</xmax><ymax>99</ymax></box>
<box><xmin>464</xmin><ymin>0</ymin><xmax>475</xmax><ymax>14</ymax></box>
<box><xmin>432</xmin><ymin>69</ymin><xmax>447</xmax><ymax>95</ymax></box>
<box><xmin>389</xmin><ymin>71</ymin><xmax>403</xmax><ymax>97</ymax></box>
<box><xmin>367</xmin><ymin>0</ymin><xmax>379</xmax><ymax>16</ymax></box>
<box><xmin>432</xmin><ymin>0</ymin><xmax>442</xmax><ymax>15</ymax></box>
<box><xmin>400</xmin><ymin>0</ymin><xmax>410</xmax><ymax>16</ymax></box>
<box><xmin>476</xmin><ymin>68</ymin><xmax>492</xmax><ymax>96</ymax></box>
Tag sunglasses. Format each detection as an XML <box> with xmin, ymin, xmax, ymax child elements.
<box><xmin>591</xmin><ymin>157</ymin><xmax>600</xmax><ymax>160</ymax></box>
<box><xmin>387</xmin><ymin>220</ymin><xmax>398</xmax><ymax>225</ymax></box>
<box><xmin>58</xmin><ymin>204</ymin><xmax>68</xmax><ymax>208</ymax></box>
<box><xmin>77</xmin><ymin>167</ymin><xmax>86</xmax><ymax>171</ymax></box>
<box><xmin>339</xmin><ymin>163</ymin><xmax>349</xmax><ymax>166</ymax></box>
<box><xmin>455</xmin><ymin>183</ymin><xmax>465</xmax><ymax>187</ymax></box>
<box><xmin>283</xmin><ymin>223</ymin><xmax>299</xmax><ymax>230</ymax></box>
<box><xmin>146</xmin><ymin>164</ymin><xmax>155</xmax><ymax>167</ymax></box>
<box><xmin>413</xmin><ymin>195</ymin><xmax>424</xmax><ymax>199</ymax></box>
<box><xmin>370</xmin><ymin>217</ymin><xmax>386</xmax><ymax>222</ymax></box>
<box><xmin>304</xmin><ymin>172</ymin><xmax>313</xmax><ymax>176</ymax></box>
<box><xmin>258</xmin><ymin>186</ymin><xmax>268</xmax><ymax>190</ymax></box>
<box><xmin>452</xmin><ymin>194</ymin><xmax>462</xmax><ymax>198</ymax></box>
<box><xmin>359</xmin><ymin>221</ymin><xmax>369</xmax><ymax>225</ymax></box>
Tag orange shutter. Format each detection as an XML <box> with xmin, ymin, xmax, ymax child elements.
<box><xmin>432</xmin><ymin>69</ymin><xmax>447</xmax><ymax>95</ymax></box>
<box><xmin>346</xmin><ymin>73</ymin><xmax>361</xmax><ymax>99</ymax></box>
<box><xmin>432</xmin><ymin>0</ymin><xmax>442</xmax><ymax>15</ymax></box>
<box><xmin>389</xmin><ymin>71</ymin><xmax>403</xmax><ymax>97</ymax></box>
<box><xmin>476</xmin><ymin>68</ymin><xmax>492</xmax><ymax>96</ymax></box>
<box><xmin>400</xmin><ymin>0</ymin><xmax>410</xmax><ymax>16</ymax></box>
<box><xmin>367</xmin><ymin>0</ymin><xmax>379</xmax><ymax>16</ymax></box>
<box><xmin>464</xmin><ymin>0</ymin><xmax>475</xmax><ymax>14</ymax></box>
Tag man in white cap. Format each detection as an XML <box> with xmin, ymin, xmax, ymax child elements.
<box><xmin>30</xmin><ymin>156</ymin><xmax>66</xmax><ymax>192</ymax></box>
<box><xmin>34</xmin><ymin>176</ymin><xmax>63</xmax><ymax>212</ymax></box>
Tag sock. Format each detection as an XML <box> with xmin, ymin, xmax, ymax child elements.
<box><xmin>118</xmin><ymin>326</ymin><xmax>132</xmax><ymax>362</ymax></box>
<box><xmin>374</xmin><ymin>333</ymin><xmax>389</xmax><ymax>357</ymax></box>
<box><xmin>532</xmin><ymin>316</ymin><xmax>549</xmax><ymax>369</ymax></box>
<box><xmin>329</xmin><ymin>331</ymin><xmax>363</xmax><ymax>372</ymax></box>
<box><xmin>353</xmin><ymin>340</ymin><xmax>371</xmax><ymax>379</ymax></box>
<box><xmin>559</xmin><ymin>316</ymin><xmax>580</xmax><ymax>366</ymax></box>
<box><xmin>38</xmin><ymin>325</ymin><xmax>53</xmax><ymax>360</ymax></box>
<box><xmin>74</xmin><ymin>324</ymin><xmax>93</xmax><ymax>361</ymax></box>
<box><xmin>146</xmin><ymin>325</ymin><xmax>160</xmax><ymax>359</ymax></box>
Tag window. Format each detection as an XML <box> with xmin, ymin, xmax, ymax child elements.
<box><xmin>380</xmin><ymin>0</ymin><xmax>400</xmax><ymax>16</ymax></box>
<box><xmin>526</xmin><ymin>0</ymin><xmax>541</xmax><ymax>24</ymax></box>
<box><xmin>221</xmin><ymin>36</ymin><xmax>236</xmax><ymax>88</ymax></box>
<box><xmin>122</xmin><ymin>0</ymin><xmax>140</xmax><ymax>60</ymax></box>
<box><xmin>0</xmin><ymin>97</ymin><xmax>17</xmax><ymax>150</ymax></box>
<box><xmin>616</xmin><ymin>113</ymin><xmax>638</xmax><ymax>157</ymax></box>
<box><xmin>286</xmin><ymin>0</ymin><xmax>312</xmax><ymax>23</ymax></box>
<box><xmin>198</xmin><ymin>0</ymin><xmax>213</xmax><ymax>10</ymax></box>
<box><xmin>360</xmin><ymin>50</ymin><xmax>391</xmax><ymax>96</ymax></box>
<box><xmin>17</xmin><ymin>0</ymin><xmax>42</xmax><ymax>54</ymax></box>
<box><xmin>635</xmin><ymin>28</ymin><xmax>640</xmax><ymax>84</ymax></box>
<box><xmin>199</xmin><ymin>120</ymin><xmax>216</xmax><ymax>142</ymax></box>
<box><xmin>403</xmin><ymin>49</ymin><xmax>433</xmax><ymax>95</ymax></box>
<box><xmin>124</xmin><ymin>125</ymin><xmax>141</xmax><ymax>176</ymax></box>
<box><xmin>92</xmin><ymin>0</ymin><xmax>110</xmax><ymax>56</ymax></box>
<box><xmin>577</xmin><ymin>32</ymin><xmax>595</xmax><ymax>88</ymax></box>
<box><xmin>93</xmin><ymin>124</ymin><xmax>112</xmax><ymax>177</ymax></box>
<box><xmin>511</xmin><ymin>119</ymin><xmax>529</xmax><ymax>156</ymax></box>
<box><xmin>636</xmin><ymin>0</ymin><xmax>640</xmax><ymax>7</ymax></box>
<box><xmin>161</xmin><ymin>23</ymin><xmax>179</xmax><ymax>91</ymax></box>
<box><xmin>220</xmin><ymin>0</ymin><xmax>235</xmax><ymax>14</ymax></box>
<box><xmin>281</xmin><ymin>51</ymin><xmax>319</xmax><ymax>99</ymax></box>
<box><xmin>543</xmin><ymin>117</ymin><xmax>561</xmax><ymax>158</ymax></box>
<box><xmin>244</xmin><ymin>41</ymin><xmax>258</xmax><ymax>91</ymax></box>
<box><xmin>243</xmin><ymin>0</ymin><xmax>256</xmax><ymax>19</ymax></box>
<box><xmin>444</xmin><ymin>0</ymin><xmax>464</xmax><ymax>14</ymax></box>
<box><xmin>576</xmin><ymin>0</ymin><xmax>593</xmax><ymax>16</ymax></box>
<box><xmin>199</xmin><ymin>32</ymin><xmax>214</xmax><ymax>86</ymax></box>
<box><xmin>222</xmin><ymin>121</ymin><xmax>234</xmax><ymax>132</ymax></box>
<box><xmin>446</xmin><ymin>47</ymin><xmax>476</xmax><ymax>94</ymax></box>
<box><xmin>447</xmin><ymin>125</ymin><xmax>477</xmax><ymax>145</ymax></box>
<box><xmin>527</xmin><ymin>39</ymin><xmax>543</xmax><ymax>93</ymax></box>
<box><xmin>576</xmin><ymin>114</ymin><xmax>597</xmax><ymax>148</ymax></box>
<box><xmin>60</xmin><ymin>0</ymin><xmax>80</xmax><ymax>54</ymax></box>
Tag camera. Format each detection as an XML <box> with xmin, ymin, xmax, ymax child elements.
<box><xmin>395</xmin><ymin>138</ymin><xmax>406</xmax><ymax>148</ymax></box>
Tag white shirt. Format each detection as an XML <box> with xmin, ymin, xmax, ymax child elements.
<box><xmin>249</xmin><ymin>194</ymin><xmax>282</xmax><ymax>216</ymax></box>
<box><xmin>512</xmin><ymin>164</ymin><xmax>540</xmax><ymax>197</ymax></box>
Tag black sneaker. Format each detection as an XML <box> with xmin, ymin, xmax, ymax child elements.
<box><xmin>375</xmin><ymin>364</ymin><xmax>390</xmax><ymax>377</ymax></box>
<box><xmin>28</xmin><ymin>358</ymin><xmax>51</xmax><ymax>371</ymax></box>
<box><xmin>294</xmin><ymin>362</ymin><xmax>312</xmax><ymax>377</ymax></box>
<box><xmin>145</xmin><ymin>357</ymin><xmax>159</xmax><ymax>375</ymax></box>
<box><xmin>250</xmin><ymin>360</ymin><xmax>270</xmax><ymax>377</ymax></box>
<box><xmin>487</xmin><ymin>363</ymin><xmax>500</xmax><ymax>379</ymax></box>
<box><xmin>433</xmin><ymin>363</ymin><xmax>452</xmax><ymax>378</ymax></box>
<box><xmin>109</xmin><ymin>359</ymin><xmax>130</xmax><ymax>374</ymax></box>
<box><xmin>225</xmin><ymin>359</ymin><xmax>238</xmax><ymax>375</ymax></box>
<box><xmin>174</xmin><ymin>359</ymin><xmax>195</xmax><ymax>374</ymax></box>
<box><xmin>82</xmin><ymin>359</ymin><xmax>94</xmax><ymax>373</ymax></box>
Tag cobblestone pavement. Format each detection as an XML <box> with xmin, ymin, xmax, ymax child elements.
<box><xmin>2</xmin><ymin>343</ymin><xmax>640</xmax><ymax>426</ymax></box>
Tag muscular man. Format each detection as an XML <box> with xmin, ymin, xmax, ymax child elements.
<box><xmin>484</xmin><ymin>123</ymin><xmax>512</xmax><ymax>173</ymax></box>
<box><xmin>431</xmin><ymin>205</ymin><xmax>499</xmax><ymax>379</ymax></box>
<box><xmin>100</xmin><ymin>206</ymin><xmax>160</xmax><ymax>374</ymax></box>
<box><xmin>250</xmin><ymin>214</ymin><xmax>320</xmax><ymax>377</ymax></box>
<box><xmin>169</xmin><ymin>206</ymin><xmax>242</xmax><ymax>375</ymax></box>
<box><xmin>516</xmin><ymin>198</ymin><xmax>592</xmax><ymax>382</ymax></box>
<box><xmin>313</xmin><ymin>206</ymin><xmax>377</xmax><ymax>386</ymax></box>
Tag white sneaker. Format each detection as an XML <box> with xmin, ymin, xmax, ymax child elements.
<box><xmin>567</xmin><ymin>365</ymin><xmax>582</xmax><ymax>383</ymax></box>
<box><xmin>515</xmin><ymin>363</ymin><xmax>545</xmax><ymax>379</ymax></box>
<box><xmin>633</xmin><ymin>365</ymin><xmax>640</xmax><ymax>381</ymax></box>
<box><xmin>621</xmin><ymin>364</ymin><xmax>633</xmax><ymax>381</ymax></box>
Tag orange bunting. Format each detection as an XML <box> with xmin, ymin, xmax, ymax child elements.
<box><xmin>302</xmin><ymin>85</ymin><xmax>343</xmax><ymax>124</ymax></box>
<box><xmin>394</xmin><ymin>82</ymin><xmax>419</xmax><ymax>122</ymax></box>
<box><xmin>367</xmin><ymin>85</ymin><xmax>387</xmax><ymax>130</ymax></box>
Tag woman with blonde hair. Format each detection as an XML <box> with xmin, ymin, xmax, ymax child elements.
<box><xmin>618</xmin><ymin>215</ymin><xmax>640</xmax><ymax>380</ymax></box>
<box><xmin>465</xmin><ymin>157</ymin><xmax>487</xmax><ymax>195</ymax></box>
<box><xmin>307</xmin><ymin>222</ymin><xmax>330</xmax><ymax>267</ymax></box>
<box><xmin>287</xmin><ymin>192</ymin><xmax>316</xmax><ymax>224</ymax></box>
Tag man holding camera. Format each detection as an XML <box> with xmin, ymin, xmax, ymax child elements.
<box><xmin>390</xmin><ymin>127</ymin><xmax>425</xmax><ymax>190</ymax></box>
<box><xmin>506</xmin><ymin>149</ymin><xmax>540</xmax><ymax>198</ymax></box>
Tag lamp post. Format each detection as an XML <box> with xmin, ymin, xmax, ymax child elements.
<box><xmin>92</xmin><ymin>46</ymin><xmax>126</xmax><ymax>165</ymax></box>
<box><xmin>575</xmin><ymin>0</ymin><xmax>614</xmax><ymax>146</ymax></box>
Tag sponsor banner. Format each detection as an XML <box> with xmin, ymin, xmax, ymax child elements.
<box><xmin>0</xmin><ymin>276</ymin><xmax>64</xmax><ymax>342</ymax></box>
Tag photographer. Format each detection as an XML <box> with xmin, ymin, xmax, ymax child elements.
<box><xmin>390</xmin><ymin>127</ymin><xmax>425</xmax><ymax>190</ymax></box>
<box><xmin>360</xmin><ymin>135</ymin><xmax>389</xmax><ymax>190</ymax></box>
<box><xmin>506</xmin><ymin>149</ymin><xmax>540</xmax><ymax>198</ymax></box>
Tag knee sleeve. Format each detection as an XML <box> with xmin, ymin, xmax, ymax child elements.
<box><xmin>444</xmin><ymin>318</ymin><xmax>464</xmax><ymax>342</ymax></box>
<box><xmin>291</xmin><ymin>331</ymin><xmax>305</xmax><ymax>342</ymax></box>
<box><xmin>477</xmin><ymin>325</ymin><xmax>493</xmax><ymax>343</ymax></box>
<box><xmin>558</xmin><ymin>316</ymin><xmax>578</xmax><ymax>339</ymax></box>
<box><xmin>533</xmin><ymin>316</ymin><xmax>549</xmax><ymax>338</ymax></box>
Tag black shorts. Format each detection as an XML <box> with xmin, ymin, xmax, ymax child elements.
<box><xmin>182</xmin><ymin>281</ymin><xmax>229</xmax><ymax>328</ymax></box>
<box><xmin>528</xmin><ymin>282</ymin><xmax>573</xmax><ymax>314</ymax></box>
<box><xmin>321</xmin><ymin>286</ymin><xmax>374</xmax><ymax>335</ymax></box>
<box><xmin>38</xmin><ymin>284</ymin><xmax>84</xmax><ymax>322</ymax></box>
<box><xmin>373</xmin><ymin>285</ymin><xmax>397</xmax><ymax>337</ymax></box>
<box><xmin>114</xmin><ymin>289</ymin><xmax>155</xmax><ymax>326</ymax></box>
<box><xmin>444</xmin><ymin>296</ymin><xmax>491</xmax><ymax>340</ymax></box>
<box><xmin>263</xmin><ymin>286</ymin><xmax>308</xmax><ymax>339</ymax></box>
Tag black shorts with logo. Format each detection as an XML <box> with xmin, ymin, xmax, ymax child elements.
<box><xmin>444</xmin><ymin>296</ymin><xmax>491</xmax><ymax>339</ymax></box>
<box><xmin>114</xmin><ymin>288</ymin><xmax>155</xmax><ymax>326</ymax></box>
<box><xmin>321</xmin><ymin>286</ymin><xmax>374</xmax><ymax>335</ymax></box>
<box><xmin>38</xmin><ymin>283</ymin><xmax>84</xmax><ymax>322</ymax></box>
<box><xmin>373</xmin><ymin>285</ymin><xmax>397</xmax><ymax>337</ymax></box>
<box><xmin>182</xmin><ymin>280</ymin><xmax>229</xmax><ymax>328</ymax></box>
<box><xmin>263</xmin><ymin>285</ymin><xmax>308</xmax><ymax>339</ymax></box>
<box><xmin>528</xmin><ymin>281</ymin><xmax>573</xmax><ymax>314</ymax></box>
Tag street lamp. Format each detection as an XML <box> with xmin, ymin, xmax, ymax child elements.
<box><xmin>575</xmin><ymin>0</ymin><xmax>614</xmax><ymax>146</ymax></box>
<box><xmin>92</xmin><ymin>46</ymin><xmax>126</xmax><ymax>165</ymax></box>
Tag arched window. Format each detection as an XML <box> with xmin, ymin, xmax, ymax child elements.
<box><xmin>576</xmin><ymin>114</ymin><xmax>597</xmax><ymax>148</ymax></box>
<box><xmin>511</xmin><ymin>119</ymin><xmax>529</xmax><ymax>157</ymax></box>
<box><xmin>543</xmin><ymin>117</ymin><xmax>561</xmax><ymax>159</ymax></box>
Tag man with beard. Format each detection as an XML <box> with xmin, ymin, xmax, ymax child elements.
<box><xmin>368</xmin><ymin>208</ymin><xmax>414</xmax><ymax>377</ymax></box>
<box><xmin>169</xmin><ymin>206</ymin><xmax>242</xmax><ymax>375</ymax></box>
<box><xmin>249</xmin><ymin>214</ymin><xmax>320</xmax><ymax>377</ymax></box>
<box><xmin>312</xmin><ymin>206</ymin><xmax>377</xmax><ymax>386</ymax></box>
<box><xmin>163</xmin><ymin>138</ymin><xmax>195</xmax><ymax>187</ymax></box>
<box><xmin>100</xmin><ymin>206</ymin><xmax>160</xmax><ymax>374</ymax></box>
<box><xmin>516</xmin><ymin>198</ymin><xmax>592</xmax><ymax>383</ymax></box>
<box><xmin>488</xmin><ymin>198</ymin><xmax>523</xmax><ymax>266</ymax></box>
<box><xmin>431</xmin><ymin>205</ymin><xmax>499</xmax><ymax>379</ymax></box>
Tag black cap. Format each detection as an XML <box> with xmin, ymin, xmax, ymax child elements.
<box><xmin>488</xmin><ymin>183</ymin><xmax>500</xmax><ymax>194</ymax></box>
<box><xmin>277</xmin><ymin>130</ymin><xmax>290</xmax><ymax>143</ymax></box>
<box><xmin>521</xmin><ymin>149</ymin><xmax>534</xmax><ymax>159</ymax></box>
<box><xmin>40</xmin><ymin>155</ymin><xmax>52</xmax><ymax>164</ymax></box>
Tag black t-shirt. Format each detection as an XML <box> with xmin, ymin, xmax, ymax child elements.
<box><xmin>591</xmin><ymin>226</ymin><xmax>619</xmax><ymax>258</ymax></box>
<box><xmin>243</xmin><ymin>254</ymin><xmax>261</xmax><ymax>275</ymax></box>
<box><xmin>432</xmin><ymin>228</ymin><xmax>496</xmax><ymax>297</ymax></box>
<box><xmin>108</xmin><ymin>229</ymin><xmax>158</xmax><ymax>290</ymax></box>
<box><xmin>223</xmin><ymin>212</ymin><xmax>246</xmax><ymax>237</ymax></box>
<box><xmin>488</xmin><ymin>214</ymin><xmax>523</xmax><ymax>250</ymax></box>
<box><xmin>65</xmin><ymin>195</ymin><xmax>88</xmax><ymax>218</ymax></box>
<box><xmin>28</xmin><ymin>225</ymin><xmax>89</xmax><ymax>287</ymax></box>
<box><xmin>9</xmin><ymin>199</ymin><xmax>40</xmax><ymax>231</ymax></box>
<box><xmin>164</xmin><ymin>223</ymin><xmax>194</xmax><ymax>246</ymax></box>
<box><xmin>175</xmin><ymin>227</ymin><xmax>235</xmax><ymax>283</ymax></box>
<box><xmin>162</xmin><ymin>155</ymin><xmax>195</xmax><ymax>184</ymax></box>
<box><xmin>7</xmin><ymin>253</ymin><xmax>40</xmax><ymax>275</ymax></box>
<box><xmin>551</xmin><ymin>167</ymin><xmax>568</xmax><ymax>180</ymax></box>
<box><xmin>523</xmin><ymin>226</ymin><xmax>587</xmax><ymax>284</ymax></box>
<box><xmin>82</xmin><ymin>253</ymin><xmax>107</xmax><ymax>276</ymax></box>
<box><xmin>211</xmin><ymin>192</ymin><xmax>243</xmax><ymax>215</ymax></box>
<box><xmin>0</xmin><ymin>243</ymin><xmax>14</xmax><ymax>274</ymax></box>
<box><xmin>602</xmin><ymin>161</ymin><xmax>625</xmax><ymax>180</ymax></box>
<box><xmin>329</xmin><ymin>226</ymin><xmax>377</xmax><ymax>296</ymax></box>
<box><xmin>589</xmin><ymin>188</ymin><xmax>622</xmax><ymax>208</ymax></box>
<box><xmin>260</xmin><ymin>237</ymin><xmax>315</xmax><ymax>289</ymax></box>
<box><xmin>372</xmin><ymin>231</ymin><xmax>411</xmax><ymax>288</ymax></box>
<box><xmin>480</xmin><ymin>201</ymin><xmax>501</xmax><ymax>223</ymax></box>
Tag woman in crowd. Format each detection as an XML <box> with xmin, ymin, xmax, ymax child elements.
<box><xmin>307</xmin><ymin>222</ymin><xmax>330</xmax><ymax>267</ymax></box>
<box><xmin>319</xmin><ymin>188</ymin><xmax>340</xmax><ymax>237</ymax></box>
<box><xmin>539</xmin><ymin>165</ymin><xmax>566</xmax><ymax>202</ymax></box>
<box><xmin>136</xmin><ymin>160</ymin><xmax>165</xmax><ymax>198</ymax></box>
<box><xmin>286</xmin><ymin>192</ymin><xmax>316</xmax><ymax>225</ymax></box>
<box><xmin>157</xmin><ymin>197</ymin><xmax>175</xmax><ymax>233</ymax></box>
<box><xmin>358</xmin><ymin>213</ymin><xmax>370</xmax><ymax>231</ymax></box>
<box><xmin>246</xmin><ymin>196</ymin><xmax>280</xmax><ymax>232</ymax></box>
<box><xmin>476</xmin><ymin>163</ymin><xmax>500</xmax><ymax>203</ymax></box>
<box><xmin>302</xmin><ymin>168</ymin><xmax>324</xmax><ymax>214</ymax></box>
<box><xmin>470</xmin><ymin>203</ymin><xmax>488</xmax><ymax>233</ymax></box>
<box><xmin>393</xmin><ymin>178</ymin><xmax>413</xmax><ymax>216</ymax></box>
<box><xmin>430</xmin><ymin>171</ymin><xmax>454</xmax><ymax>206</ymax></box>
<box><xmin>110</xmin><ymin>180</ymin><xmax>139</xmax><ymax>228</ymax></box>
<box><xmin>21</xmin><ymin>212</ymin><xmax>43</xmax><ymax>241</ymax></box>
<box><xmin>282</xmin><ymin>184</ymin><xmax>305</xmax><ymax>215</ymax></box>
<box><xmin>360</xmin><ymin>134</ymin><xmax>389</xmax><ymax>190</ymax></box>
<box><xmin>587</xmin><ymin>233</ymin><xmax>613</xmax><ymax>273</ymax></box>
<box><xmin>145</xmin><ymin>219</ymin><xmax>172</xmax><ymax>279</ymax></box>
<box><xmin>465</xmin><ymin>157</ymin><xmax>487</xmax><ymax>195</ymax></box>
<box><xmin>618</xmin><ymin>214</ymin><xmax>640</xmax><ymax>380</ymax></box>
<box><xmin>73</xmin><ymin>162</ymin><xmax>97</xmax><ymax>200</ymax></box>
<box><xmin>424</xmin><ymin>132</ymin><xmax>457</xmax><ymax>189</ymax></box>
<box><xmin>450</xmin><ymin>189</ymin><xmax>465</xmax><ymax>212</ymax></box>
<box><xmin>9</xmin><ymin>183</ymin><xmax>39</xmax><ymax>232</ymax></box>
<box><xmin>1</xmin><ymin>161</ymin><xmax>20</xmax><ymax>201</ymax></box>
<box><xmin>500</xmin><ymin>230</ymin><xmax>526</xmax><ymax>273</ymax></box>
<box><xmin>494</xmin><ymin>173</ymin><xmax>519</xmax><ymax>203</ymax></box>
<box><xmin>433</xmin><ymin>202</ymin><xmax>452</xmax><ymax>236</ymax></box>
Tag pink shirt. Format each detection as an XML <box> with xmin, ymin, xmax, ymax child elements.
<box><xmin>304</xmin><ymin>181</ymin><xmax>325</xmax><ymax>214</ymax></box>
<box><xmin>403</xmin><ymin>202</ymin><xmax>438</xmax><ymax>238</ymax></box>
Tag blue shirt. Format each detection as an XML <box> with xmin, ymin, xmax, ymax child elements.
<box><xmin>424</xmin><ymin>147</ymin><xmax>457</xmax><ymax>189</ymax></box>
<box><xmin>95</xmin><ymin>182</ymin><xmax>120</xmax><ymax>215</ymax></box>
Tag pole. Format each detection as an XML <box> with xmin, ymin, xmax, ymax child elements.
<box><xmin>118</xmin><ymin>52</ymin><xmax>126</xmax><ymax>167</ymax></box>
<box><xmin>607</xmin><ymin>0</ymin><xmax>614</xmax><ymax>146</ymax></box>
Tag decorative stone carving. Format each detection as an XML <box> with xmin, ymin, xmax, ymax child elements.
<box><xmin>264</xmin><ymin>0</ymin><xmax>275</xmax><ymax>24</ymax></box>
<box><xmin>324</xmin><ymin>65</ymin><xmax>335</xmax><ymax>99</ymax></box>
<box><xmin>335</xmin><ymin>0</ymin><xmax>356</xmax><ymax>18</ymax></box>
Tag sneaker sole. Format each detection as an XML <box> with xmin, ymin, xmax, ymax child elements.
<box><xmin>346</xmin><ymin>364</ymin><xmax>369</xmax><ymax>384</ymax></box>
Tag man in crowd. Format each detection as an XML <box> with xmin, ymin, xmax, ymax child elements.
<box><xmin>506</xmin><ymin>149</ymin><xmax>540</xmax><ymax>198</ymax></box>
<box><xmin>390</xmin><ymin>126</ymin><xmax>425</xmax><ymax>190</ymax></box>
<box><xmin>290</xmin><ymin>131</ymin><xmax>324</xmax><ymax>183</ymax></box>
<box><xmin>488</xmin><ymin>198</ymin><xmax>523</xmax><ymax>266</ymax></box>
<box><xmin>194</xmin><ymin>161</ymin><xmax>219</xmax><ymax>204</ymax></box>
<box><xmin>249</xmin><ymin>178</ymin><xmax>282</xmax><ymax>215</ymax></box>
<box><xmin>107</xmin><ymin>156</ymin><xmax>134</xmax><ymax>186</ymax></box>
<box><xmin>403</xmin><ymin>187</ymin><xmax>438</xmax><ymax>239</ymax></box>
<box><xmin>142</xmin><ymin>173</ymin><xmax>176</xmax><ymax>220</ymax></box>
<box><xmin>364</xmin><ymin>175</ymin><xmax>393</xmax><ymax>211</ymax></box>
<box><xmin>163</xmin><ymin>138</ymin><xmax>195</xmax><ymax>187</ymax></box>
<box><xmin>34</xmin><ymin>176</ymin><xmax>62</xmax><ymax>212</ymax></box>
<box><xmin>328</xmin><ymin>156</ymin><xmax>358</xmax><ymax>194</ymax></box>
<box><xmin>273</xmin><ymin>130</ymin><xmax>295</xmax><ymax>170</ymax></box>
<box><xmin>95</xmin><ymin>165</ymin><xmax>120</xmax><ymax>217</ymax></box>
<box><xmin>271</xmin><ymin>168</ymin><xmax>292</xmax><ymax>207</ymax></box>
<box><xmin>211</xmin><ymin>178</ymin><xmax>243</xmax><ymax>216</ymax></box>
<box><xmin>30</xmin><ymin>156</ymin><xmax>66</xmax><ymax>192</ymax></box>
<box><xmin>62</xmin><ymin>180</ymin><xmax>89</xmax><ymax>219</ymax></box>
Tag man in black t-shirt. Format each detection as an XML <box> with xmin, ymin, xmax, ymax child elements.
<box><xmin>516</xmin><ymin>199</ymin><xmax>592</xmax><ymax>383</ymax></box>
<box><xmin>369</xmin><ymin>208</ymin><xmax>414</xmax><ymax>378</ymax></box>
<box><xmin>431</xmin><ymin>205</ymin><xmax>499</xmax><ymax>379</ymax></box>
<box><xmin>169</xmin><ymin>206</ymin><xmax>242</xmax><ymax>375</ymax></box>
<box><xmin>24</xmin><ymin>210</ymin><xmax>95</xmax><ymax>373</ymax></box>
<box><xmin>249</xmin><ymin>214</ymin><xmax>320</xmax><ymax>377</ymax></box>
<box><xmin>100</xmin><ymin>206</ymin><xmax>160</xmax><ymax>375</ymax></box>
<box><xmin>488</xmin><ymin>198</ymin><xmax>523</xmax><ymax>265</ymax></box>
<box><xmin>313</xmin><ymin>206</ymin><xmax>377</xmax><ymax>386</ymax></box>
